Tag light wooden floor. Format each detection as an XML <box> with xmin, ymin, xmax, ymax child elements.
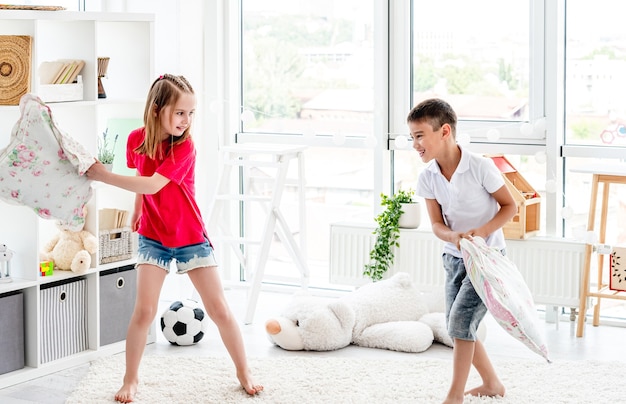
<box><xmin>1</xmin><ymin>284</ymin><xmax>625</xmax><ymax>404</ymax></box>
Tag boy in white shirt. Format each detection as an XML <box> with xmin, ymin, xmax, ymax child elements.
<box><xmin>410</xmin><ymin>98</ymin><xmax>517</xmax><ymax>404</ymax></box>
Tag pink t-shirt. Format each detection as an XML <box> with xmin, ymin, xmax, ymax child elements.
<box><xmin>126</xmin><ymin>128</ymin><xmax>209</xmax><ymax>248</ymax></box>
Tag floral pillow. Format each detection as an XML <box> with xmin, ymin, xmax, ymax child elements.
<box><xmin>0</xmin><ymin>94</ymin><xmax>95</xmax><ymax>231</ymax></box>
<box><xmin>460</xmin><ymin>237</ymin><xmax>551</xmax><ymax>362</ymax></box>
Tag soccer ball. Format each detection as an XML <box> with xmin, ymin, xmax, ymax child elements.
<box><xmin>160</xmin><ymin>299</ymin><xmax>207</xmax><ymax>346</ymax></box>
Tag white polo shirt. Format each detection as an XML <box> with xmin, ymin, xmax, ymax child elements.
<box><xmin>417</xmin><ymin>146</ymin><xmax>506</xmax><ymax>258</ymax></box>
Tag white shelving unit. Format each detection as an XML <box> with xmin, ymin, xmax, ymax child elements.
<box><xmin>0</xmin><ymin>10</ymin><xmax>154</xmax><ymax>388</ymax></box>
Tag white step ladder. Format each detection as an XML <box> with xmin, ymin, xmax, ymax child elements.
<box><xmin>207</xmin><ymin>143</ymin><xmax>309</xmax><ymax>323</ymax></box>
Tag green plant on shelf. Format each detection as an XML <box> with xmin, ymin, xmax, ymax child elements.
<box><xmin>98</xmin><ymin>128</ymin><xmax>118</xmax><ymax>164</ymax></box>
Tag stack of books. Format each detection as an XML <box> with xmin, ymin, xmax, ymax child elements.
<box><xmin>38</xmin><ymin>59</ymin><xmax>85</xmax><ymax>85</ymax></box>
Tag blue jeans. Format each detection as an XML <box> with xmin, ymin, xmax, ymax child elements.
<box><xmin>442</xmin><ymin>253</ymin><xmax>487</xmax><ymax>341</ymax></box>
<box><xmin>136</xmin><ymin>235</ymin><xmax>218</xmax><ymax>274</ymax></box>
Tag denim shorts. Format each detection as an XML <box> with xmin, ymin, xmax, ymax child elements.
<box><xmin>136</xmin><ymin>235</ymin><xmax>218</xmax><ymax>274</ymax></box>
<box><xmin>442</xmin><ymin>252</ymin><xmax>487</xmax><ymax>341</ymax></box>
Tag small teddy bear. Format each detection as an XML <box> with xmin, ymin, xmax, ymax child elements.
<box><xmin>265</xmin><ymin>272</ymin><xmax>472</xmax><ymax>353</ymax></box>
<box><xmin>40</xmin><ymin>221</ymin><xmax>98</xmax><ymax>273</ymax></box>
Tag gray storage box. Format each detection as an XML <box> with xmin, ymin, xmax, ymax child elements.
<box><xmin>40</xmin><ymin>277</ymin><xmax>88</xmax><ymax>363</ymax></box>
<box><xmin>100</xmin><ymin>264</ymin><xmax>136</xmax><ymax>346</ymax></box>
<box><xmin>0</xmin><ymin>292</ymin><xmax>24</xmax><ymax>375</ymax></box>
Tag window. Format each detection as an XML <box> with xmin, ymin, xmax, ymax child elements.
<box><xmin>564</xmin><ymin>0</ymin><xmax>626</xmax><ymax>148</ymax></box>
<box><xmin>200</xmin><ymin>0</ymin><xmax>626</xmax><ymax>319</ymax></box>
<box><xmin>241</xmin><ymin>0</ymin><xmax>375</xmax><ymax>140</ymax></box>
<box><xmin>394</xmin><ymin>0</ymin><xmax>541</xmax><ymax>219</ymax></box>
<box><xmin>230</xmin><ymin>0</ymin><xmax>626</xmax><ymax>290</ymax></box>
<box><xmin>239</xmin><ymin>0</ymin><xmax>377</xmax><ymax>287</ymax></box>
<box><xmin>563</xmin><ymin>0</ymin><xmax>626</xmax><ymax>245</ymax></box>
<box><xmin>411</xmin><ymin>0</ymin><xmax>531</xmax><ymax>127</ymax></box>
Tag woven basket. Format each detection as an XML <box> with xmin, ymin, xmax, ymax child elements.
<box><xmin>0</xmin><ymin>35</ymin><xmax>32</xmax><ymax>105</ymax></box>
<box><xmin>99</xmin><ymin>228</ymin><xmax>133</xmax><ymax>264</ymax></box>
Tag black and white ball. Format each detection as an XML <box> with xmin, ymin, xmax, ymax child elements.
<box><xmin>160</xmin><ymin>300</ymin><xmax>207</xmax><ymax>346</ymax></box>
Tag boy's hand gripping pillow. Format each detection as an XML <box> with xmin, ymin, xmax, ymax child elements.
<box><xmin>460</xmin><ymin>236</ymin><xmax>550</xmax><ymax>362</ymax></box>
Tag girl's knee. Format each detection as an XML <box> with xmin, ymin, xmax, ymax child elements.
<box><xmin>132</xmin><ymin>304</ymin><xmax>159</xmax><ymax>326</ymax></box>
<box><xmin>206</xmin><ymin>301</ymin><xmax>233</xmax><ymax>324</ymax></box>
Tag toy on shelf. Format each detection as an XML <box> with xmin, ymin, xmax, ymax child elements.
<box><xmin>39</xmin><ymin>260</ymin><xmax>54</xmax><ymax>277</ymax></box>
<box><xmin>0</xmin><ymin>244</ymin><xmax>13</xmax><ymax>283</ymax></box>
<box><xmin>40</xmin><ymin>218</ymin><xmax>98</xmax><ymax>273</ymax></box>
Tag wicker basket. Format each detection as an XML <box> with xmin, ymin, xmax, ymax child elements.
<box><xmin>99</xmin><ymin>228</ymin><xmax>132</xmax><ymax>264</ymax></box>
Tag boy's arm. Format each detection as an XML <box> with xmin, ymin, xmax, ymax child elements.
<box><xmin>471</xmin><ymin>184</ymin><xmax>517</xmax><ymax>239</ymax></box>
<box><xmin>425</xmin><ymin>183</ymin><xmax>517</xmax><ymax>249</ymax></box>
<box><xmin>425</xmin><ymin>198</ymin><xmax>464</xmax><ymax>247</ymax></box>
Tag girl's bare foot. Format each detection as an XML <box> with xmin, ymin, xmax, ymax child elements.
<box><xmin>114</xmin><ymin>380</ymin><xmax>138</xmax><ymax>403</ymax></box>
<box><xmin>237</xmin><ymin>370</ymin><xmax>264</xmax><ymax>395</ymax></box>
<box><xmin>465</xmin><ymin>382</ymin><xmax>505</xmax><ymax>398</ymax></box>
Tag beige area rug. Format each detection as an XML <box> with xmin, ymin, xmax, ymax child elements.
<box><xmin>67</xmin><ymin>354</ymin><xmax>622</xmax><ymax>403</ymax></box>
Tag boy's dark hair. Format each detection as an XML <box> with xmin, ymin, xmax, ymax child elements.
<box><xmin>407</xmin><ymin>98</ymin><xmax>457</xmax><ymax>138</ymax></box>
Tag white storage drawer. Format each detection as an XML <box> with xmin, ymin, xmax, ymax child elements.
<box><xmin>40</xmin><ymin>277</ymin><xmax>88</xmax><ymax>363</ymax></box>
<box><xmin>100</xmin><ymin>264</ymin><xmax>137</xmax><ymax>346</ymax></box>
<box><xmin>0</xmin><ymin>291</ymin><xmax>24</xmax><ymax>375</ymax></box>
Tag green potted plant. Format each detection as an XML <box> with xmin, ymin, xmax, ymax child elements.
<box><xmin>364</xmin><ymin>189</ymin><xmax>417</xmax><ymax>281</ymax></box>
<box><xmin>98</xmin><ymin>128</ymin><xmax>118</xmax><ymax>169</ymax></box>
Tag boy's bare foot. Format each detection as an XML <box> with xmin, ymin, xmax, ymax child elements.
<box><xmin>237</xmin><ymin>370</ymin><xmax>264</xmax><ymax>395</ymax></box>
<box><xmin>441</xmin><ymin>395</ymin><xmax>464</xmax><ymax>404</ymax></box>
<box><xmin>114</xmin><ymin>380</ymin><xmax>138</xmax><ymax>403</ymax></box>
<box><xmin>465</xmin><ymin>382</ymin><xmax>505</xmax><ymax>398</ymax></box>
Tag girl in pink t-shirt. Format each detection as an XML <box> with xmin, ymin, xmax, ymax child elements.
<box><xmin>86</xmin><ymin>74</ymin><xmax>263</xmax><ymax>403</ymax></box>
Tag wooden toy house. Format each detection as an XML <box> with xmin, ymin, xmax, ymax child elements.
<box><xmin>488</xmin><ymin>155</ymin><xmax>541</xmax><ymax>239</ymax></box>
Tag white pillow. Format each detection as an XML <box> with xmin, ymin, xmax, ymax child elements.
<box><xmin>460</xmin><ymin>237</ymin><xmax>551</xmax><ymax>362</ymax></box>
<box><xmin>0</xmin><ymin>94</ymin><xmax>95</xmax><ymax>230</ymax></box>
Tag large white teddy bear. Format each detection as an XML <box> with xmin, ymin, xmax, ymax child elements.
<box><xmin>265</xmin><ymin>272</ymin><xmax>464</xmax><ymax>353</ymax></box>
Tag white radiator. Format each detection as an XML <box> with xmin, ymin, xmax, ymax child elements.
<box><xmin>330</xmin><ymin>222</ymin><xmax>586</xmax><ymax>309</ymax></box>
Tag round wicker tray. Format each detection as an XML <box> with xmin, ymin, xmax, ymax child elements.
<box><xmin>0</xmin><ymin>5</ymin><xmax>66</xmax><ymax>10</ymax></box>
<box><xmin>0</xmin><ymin>35</ymin><xmax>32</xmax><ymax>105</ymax></box>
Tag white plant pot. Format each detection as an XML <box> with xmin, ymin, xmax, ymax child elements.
<box><xmin>398</xmin><ymin>202</ymin><xmax>420</xmax><ymax>229</ymax></box>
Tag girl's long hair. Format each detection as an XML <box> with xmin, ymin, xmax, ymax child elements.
<box><xmin>136</xmin><ymin>74</ymin><xmax>194</xmax><ymax>159</ymax></box>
